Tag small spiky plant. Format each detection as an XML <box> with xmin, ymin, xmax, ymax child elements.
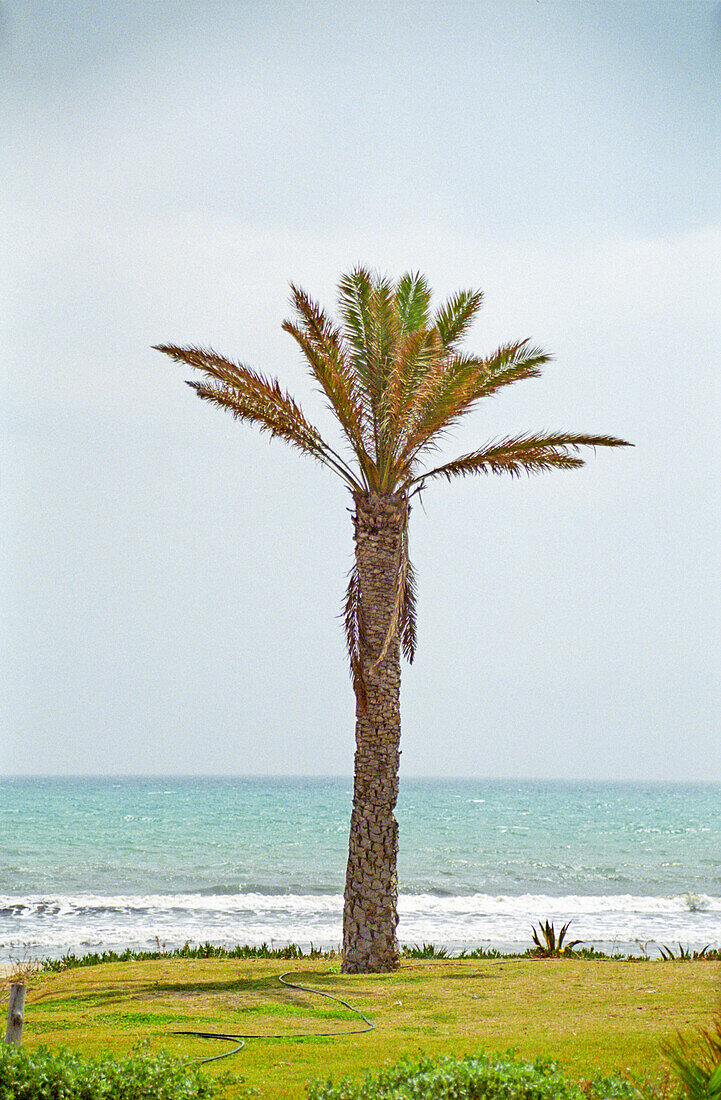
<box><xmin>662</xmin><ymin>1015</ymin><xmax>721</xmax><ymax>1099</ymax></box>
<box><xmin>531</xmin><ymin>919</ymin><xmax>582</xmax><ymax>957</ymax></box>
<box><xmin>156</xmin><ymin>267</ymin><xmax>630</xmax><ymax>973</ymax></box>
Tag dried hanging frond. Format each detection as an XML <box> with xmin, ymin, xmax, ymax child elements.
<box><xmin>370</xmin><ymin>498</ymin><xmax>411</xmax><ymax>672</ymax></box>
<box><xmin>399</xmin><ymin>535</ymin><xmax>417</xmax><ymax>664</ymax></box>
<box><xmin>343</xmin><ymin>561</ymin><xmax>367</xmax><ymax>713</ymax></box>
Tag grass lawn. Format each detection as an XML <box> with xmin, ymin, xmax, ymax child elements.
<box><xmin>17</xmin><ymin>957</ymin><xmax>721</xmax><ymax>1098</ymax></box>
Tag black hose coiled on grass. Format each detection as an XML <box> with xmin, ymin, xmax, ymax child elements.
<box><xmin>171</xmin><ymin>970</ymin><xmax>375</xmax><ymax>1063</ymax></box>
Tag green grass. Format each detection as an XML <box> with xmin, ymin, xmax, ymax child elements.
<box><xmin>13</xmin><ymin>956</ymin><xmax>721</xmax><ymax>1098</ymax></box>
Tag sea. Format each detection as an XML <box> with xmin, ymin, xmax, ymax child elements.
<box><xmin>1</xmin><ymin>777</ymin><xmax>720</xmax><ymax>963</ymax></box>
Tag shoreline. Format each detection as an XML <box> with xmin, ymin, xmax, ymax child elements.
<box><xmin>3</xmin><ymin>888</ymin><xmax>719</xmax><ymax>966</ymax></box>
<box><xmin>2</xmin><ymin>933</ymin><xmax>720</xmax><ymax>968</ymax></box>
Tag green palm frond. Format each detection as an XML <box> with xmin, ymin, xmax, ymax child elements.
<box><xmin>371</xmin><ymin>272</ymin><xmax>400</xmax><ymax>394</ymax></box>
<box><xmin>461</xmin><ymin>340</ymin><xmax>551</xmax><ymax>399</ymax></box>
<box><xmin>396</xmin><ymin>271</ymin><xmax>432</xmax><ymax>335</ymax></box>
<box><xmin>337</xmin><ymin>266</ymin><xmax>381</xmax><ymax>413</ymax></box>
<box><xmin>380</xmin><ymin>328</ymin><xmax>442</xmax><ymax>487</ymax></box>
<box><xmin>410</xmin><ymin>432</ymin><xmax>631</xmax><ymax>488</ymax></box>
<box><xmin>434</xmin><ymin>288</ymin><xmax>484</xmax><ymax>350</ymax></box>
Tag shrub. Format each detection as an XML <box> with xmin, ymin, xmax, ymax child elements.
<box><xmin>307</xmin><ymin>1050</ymin><xmax>655</xmax><ymax>1100</ymax></box>
<box><xmin>0</xmin><ymin>1042</ymin><xmax>221</xmax><ymax>1100</ymax></box>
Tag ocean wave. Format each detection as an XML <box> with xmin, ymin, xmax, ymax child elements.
<box><xmin>2</xmin><ymin>890</ymin><xmax>721</xmax><ymax>963</ymax></box>
<box><xmin>196</xmin><ymin>883</ymin><xmax>340</xmax><ymax>897</ymax></box>
<box><xmin>2</xmin><ymin>891</ymin><xmax>720</xmax><ymax>917</ymax></box>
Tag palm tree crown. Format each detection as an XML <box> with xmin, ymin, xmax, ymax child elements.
<box><xmin>157</xmin><ymin>268</ymin><xmax>627</xmax><ymax>493</ymax></box>
<box><xmin>156</xmin><ymin>266</ymin><xmax>629</xmax><ymax>682</ymax></box>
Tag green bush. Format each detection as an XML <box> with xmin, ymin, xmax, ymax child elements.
<box><xmin>307</xmin><ymin>1051</ymin><xmax>660</xmax><ymax>1100</ymax></box>
<box><xmin>0</xmin><ymin>1042</ymin><xmax>220</xmax><ymax>1100</ymax></box>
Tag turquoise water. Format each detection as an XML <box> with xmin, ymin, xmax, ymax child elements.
<box><xmin>1</xmin><ymin>777</ymin><xmax>720</xmax><ymax>960</ymax></box>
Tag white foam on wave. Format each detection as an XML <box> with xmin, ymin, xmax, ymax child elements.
<box><xmin>3</xmin><ymin>891</ymin><xmax>717</xmax><ymax>914</ymax></box>
<box><xmin>2</xmin><ymin>891</ymin><xmax>720</xmax><ymax>961</ymax></box>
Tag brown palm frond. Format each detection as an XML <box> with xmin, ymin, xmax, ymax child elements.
<box><xmin>409</xmin><ymin>432</ymin><xmax>632</xmax><ymax>488</ymax></box>
<box><xmin>379</xmin><ymin>328</ymin><xmax>442</xmax><ymax>487</ymax></box>
<box><xmin>392</xmin><ymin>347</ymin><xmax>456</xmax><ymax>450</ymax></box>
<box><xmin>154</xmin><ymin>343</ymin><xmax>266</xmax><ymax>391</ymax></box>
<box><xmin>287</xmin><ymin>283</ymin><xmax>346</xmax><ymax>357</ymax></box>
<box><xmin>393</xmin><ymin>355</ymin><xmax>480</xmax><ymax>471</ymax></box>
<box><xmin>154</xmin><ymin>344</ymin><xmax>363</xmax><ymax>488</ymax></box>
<box><xmin>286</xmin><ymin>285</ymin><xmax>369</xmax><ymax>432</ymax></box>
<box><xmin>186</xmin><ymin>379</ymin><xmax>325</xmax><ymax>457</ymax></box>
<box><xmin>156</xmin><ymin>345</ymin><xmax>323</xmax><ymax>445</ymax></box>
<box><xmin>397</xmin><ymin>341</ymin><xmax>550</xmax><ymax>470</ymax></box>
<box><xmin>282</xmin><ymin>319</ymin><xmax>375</xmax><ymax>486</ymax></box>
<box><xmin>343</xmin><ymin>562</ymin><xmax>367</xmax><ymax>713</ymax></box>
<box><xmin>384</xmin><ymin>328</ymin><xmax>442</xmax><ymax>423</ymax></box>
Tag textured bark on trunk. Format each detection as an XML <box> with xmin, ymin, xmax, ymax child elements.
<box><xmin>342</xmin><ymin>491</ymin><xmax>406</xmax><ymax>973</ymax></box>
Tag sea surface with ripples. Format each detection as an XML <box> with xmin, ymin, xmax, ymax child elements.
<box><xmin>2</xmin><ymin>776</ymin><xmax>720</xmax><ymax>961</ymax></box>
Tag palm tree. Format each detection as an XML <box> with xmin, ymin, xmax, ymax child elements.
<box><xmin>155</xmin><ymin>267</ymin><xmax>630</xmax><ymax>973</ymax></box>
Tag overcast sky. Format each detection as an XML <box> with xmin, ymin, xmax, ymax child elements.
<box><xmin>2</xmin><ymin>0</ymin><xmax>719</xmax><ymax>780</ymax></box>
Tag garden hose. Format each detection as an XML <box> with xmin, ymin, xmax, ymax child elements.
<box><xmin>171</xmin><ymin>970</ymin><xmax>375</xmax><ymax>1064</ymax></box>
<box><xmin>172</xmin><ymin>956</ymin><xmax>539</xmax><ymax>1064</ymax></box>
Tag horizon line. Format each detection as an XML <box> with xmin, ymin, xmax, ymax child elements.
<box><xmin>1</xmin><ymin>773</ymin><xmax>718</xmax><ymax>786</ymax></box>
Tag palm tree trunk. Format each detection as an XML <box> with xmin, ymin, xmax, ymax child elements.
<box><xmin>342</xmin><ymin>491</ymin><xmax>406</xmax><ymax>973</ymax></box>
